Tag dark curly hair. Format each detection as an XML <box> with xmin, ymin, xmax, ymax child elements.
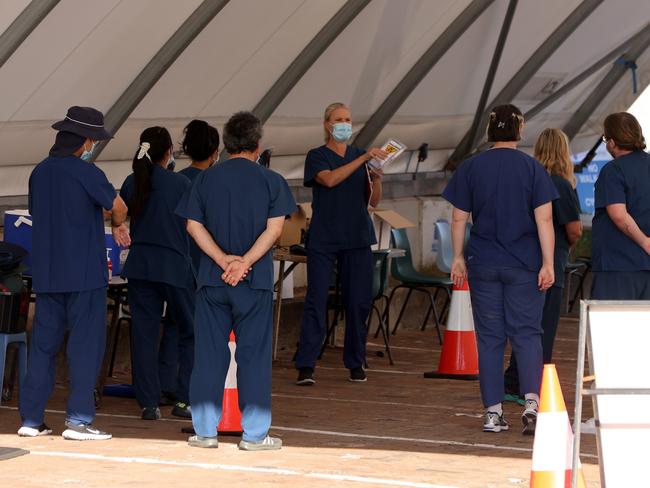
<box><xmin>181</xmin><ymin>119</ymin><xmax>219</xmax><ymax>161</ymax></box>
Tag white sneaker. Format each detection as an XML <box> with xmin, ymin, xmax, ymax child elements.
<box><xmin>17</xmin><ymin>423</ymin><xmax>52</xmax><ymax>437</ymax></box>
<box><xmin>483</xmin><ymin>412</ymin><xmax>509</xmax><ymax>433</ymax></box>
<box><xmin>238</xmin><ymin>435</ymin><xmax>282</xmax><ymax>451</ymax></box>
<box><xmin>62</xmin><ymin>421</ymin><xmax>112</xmax><ymax>441</ymax></box>
<box><xmin>522</xmin><ymin>399</ymin><xmax>538</xmax><ymax>436</ymax></box>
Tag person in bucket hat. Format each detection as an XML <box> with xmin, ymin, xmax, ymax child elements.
<box><xmin>18</xmin><ymin>106</ymin><xmax>129</xmax><ymax>441</ymax></box>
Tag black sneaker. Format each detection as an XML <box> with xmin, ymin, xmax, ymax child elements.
<box><xmin>160</xmin><ymin>391</ymin><xmax>177</xmax><ymax>406</ymax></box>
<box><xmin>62</xmin><ymin>421</ymin><xmax>112</xmax><ymax>441</ymax></box>
<box><xmin>141</xmin><ymin>406</ymin><xmax>161</xmax><ymax>420</ymax></box>
<box><xmin>296</xmin><ymin>367</ymin><xmax>315</xmax><ymax>386</ymax></box>
<box><xmin>171</xmin><ymin>402</ymin><xmax>192</xmax><ymax>419</ymax></box>
<box><xmin>348</xmin><ymin>367</ymin><xmax>367</xmax><ymax>382</ymax></box>
<box><xmin>17</xmin><ymin>423</ymin><xmax>52</xmax><ymax>437</ymax></box>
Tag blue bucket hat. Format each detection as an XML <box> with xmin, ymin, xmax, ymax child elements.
<box><xmin>52</xmin><ymin>106</ymin><xmax>112</xmax><ymax>141</ymax></box>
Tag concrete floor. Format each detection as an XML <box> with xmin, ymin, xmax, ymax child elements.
<box><xmin>0</xmin><ymin>315</ymin><xmax>600</xmax><ymax>488</ymax></box>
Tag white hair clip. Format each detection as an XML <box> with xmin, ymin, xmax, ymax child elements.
<box><xmin>497</xmin><ymin>121</ymin><xmax>505</xmax><ymax>128</ymax></box>
<box><xmin>137</xmin><ymin>142</ymin><xmax>152</xmax><ymax>162</ymax></box>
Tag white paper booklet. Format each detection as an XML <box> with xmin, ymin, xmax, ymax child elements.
<box><xmin>369</xmin><ymin>139</ymin><xmax>406</xmax><ymax>169</ymax></box>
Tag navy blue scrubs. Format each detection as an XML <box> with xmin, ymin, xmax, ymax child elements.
<box><xmin>591</xmin><ymin>151</ymin><xmax>650</xmax><ymax>299</ymax></box>
<box><xmin>295</xmin><ymin>145</ymin><xmax>375</xmax><ymax>371</ymax></box>
<box><xmin>20</xmin><ymin>155</ymin><xmax>116</xmax><ymax>427</ymax></box>
<box><xmin>504</xmin><ymin>175</ymin><xmax>581</xmax><ymax>394</ymax></box>
<box><xmin>157</xmin><ymin>165</ymin><xmax>204</xmax><ymax>397</ymax></box>
<box><xmin>443</xmin><ymin>148</ymin><xmax>557</xmax><ymax>407</ymax></box>
<box><xmin>120</xmin><ymin>166</ymin><xmax>195</xmax><ymax>409</ymax></box>
<box><xmin>177</xmin><ymin>158</ymin><xmax>295</xmax><ymax>441</ymax></box>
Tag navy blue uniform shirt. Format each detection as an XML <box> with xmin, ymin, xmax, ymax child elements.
<box><xmin>592</xmin><ymin>151</ymin><xmax>650</xmax><ymax>271</ymax></box>
<box><xmin>120</xmin><ymin>165</ymin><xmax>194</xmax><ymax>289</ymax></box>
<box><xmin>29</xmin><ymin>155</ymin><xmax>116</xmax><ymax>293</ymax></box>
<box><xmin>304</xmin><ymin>145</ymin><xmax>376</xmax><ymax>250</ymax></box>
<box><xmin>550</xmin><ymin>175</ymin><xmax>581</xmax><ymax>288</ymax></box>
<box><xmin>179</xmin><ymin>165</ymin><xmax>204</xmax><ymax>272</ymax></box>
<box><xmin>443</xmin><ymin>148</ymin><xmax>558</xmax><ymax>271</ymax></box>
<box><xmin>178</xmin><ymin>157</ymin><xmax>296</xmax><ymax>291</ymax></box>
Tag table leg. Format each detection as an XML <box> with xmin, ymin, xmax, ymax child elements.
<box><xmin>96</xmin><ymin>287</ymin><xmax>123</xmax><ymax>407</ymax></box>
<box><xmin>272</xmin><ymin>260</ymin><xmax>286</xmax><ymax>361</ymax></box>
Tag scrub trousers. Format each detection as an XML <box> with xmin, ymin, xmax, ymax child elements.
<box><xmin>190</xmin><ymin>285</ymin><xmax>273</xmax><ymax>442</ymax></box>
<box><xmin>467</xmin><ymin>265</ymin><xmax>545</xmax><ymax>408</ymax></box>
<box><xmin>128</xmin><ymin>279</ymin><xmax>195</xmax><ymax>408</ymax></box>
<box><xmin>295</xmin><ymin>247</ymin><xmax>373</xmax><ymax>371</ymax></box>
<box><xmin>20</xmin><ymin>288</ymin><xmax>107</xmax><ymax>427</ymax></box>
<box><xmin>504</xmin><ymin>285</ymin><xmax>563</xmax><ymax>395</ymax></box>
<box><xmin>158</xmin><ymin>312</ymin><xmax>179</xmax><ymax>396</ymax></box>
<box><xmin>591</xmin><ymin>271</ymin><xmax>650</xmax><ymax>300</ymax></box>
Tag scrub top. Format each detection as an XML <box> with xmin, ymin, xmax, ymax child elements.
<box><xmin>549</xmin><ymin>175</ymin><xmax>581</xmax><ymax>288</ymax></box>
<box><xmin>120</xmin><ymin>165</ymin><xmax>194</xmax><ymax>290</ymax></box>
<box><xmin>443</xmin><ymin>148</ymin><xmax>558</xmax><ymax>271</ymax></box>
<box><xmin>304</xmin><ymin>145</ymin><xmax>376</xmax><ymax>251</ymax></box>
<box><xmin>592</xmin><ymin>150</ymin><xmax>650</xmax><ymax>271</ymax></box>
<box><xmin>28</xmin><ymin>155</ymin><xmax>116</xmax><ymax>293</ymax></box>
<box><xmin>178</xmin><ymin>157</ymin><xmax>296</xmax><ymax>291</ymax></box>
<box><xmin>179</xmin><ymin>165</ymin><xmax>204</xmax><ymax>272</ymax></box>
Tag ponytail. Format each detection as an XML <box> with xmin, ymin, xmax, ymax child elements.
<box><xmin>129</xmin><ymin>126</ymin><xmax>172</xmax><ymax>218</ymax></box>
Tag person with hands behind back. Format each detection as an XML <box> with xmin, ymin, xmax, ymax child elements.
<box><xmin>443</xmin><ymin>104</ymin><xmax>557</xmax><ymax>436</ymax></box>
<box><xmin>177</xmin><ymin>111</ymin><xmax>296</xmax><ymax>451</ymax></box>
<box><xmin>294</xmin><ymin>102</ymin><xmax>388</xmax><ymax>386</ymax></box>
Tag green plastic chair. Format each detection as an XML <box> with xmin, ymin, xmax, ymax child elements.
<box><xmin>367</xmin><ymin>250</ymin><xmax>393</xmax><ymax>365</ymax></box>
<box><xmin>387</xmin><ymin>228</ymin><xmax>452</xmax><ymax>344</ymax></box>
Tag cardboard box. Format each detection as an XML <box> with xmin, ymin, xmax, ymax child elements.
<box><xmin>278</xmin><ymin>203</ymin><xmax>312</xmax><ymax>247</ymax></box>
<box><xmin>371</xmin><ymin>208</ymin><xmax>416</xmax><ymax>249</ymax></box>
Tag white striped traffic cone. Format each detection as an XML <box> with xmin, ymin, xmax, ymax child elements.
<box><xmin>424</xmin><ymin>280</ymin><xmax>479</xmax><ymax>380</ymax></box>
<box><xmin>530</xmin><ymin>364</ymin><xmax>586</xmax><ymax>487</ymax></box>
<box><xmin>217</xmin><ymin>332</ymin><xmax>242</xmax><ymax>434</ymax></box>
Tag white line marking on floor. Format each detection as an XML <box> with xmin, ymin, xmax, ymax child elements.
<box><xmin>0</xmin><ymin>406</ymin><xmax>597</xmax><ymax>459</ymax></box>
<box><xmin>317</xmin><ymin>365</ymin><xmax>422</xmax><ymax>375</ymax></box>
<box><xmin>272</xmin><ymin>393</ymin><xmax>475</xmax><ymax>413</ymax></box>
<box><xmin>366</xmin><ymin>342</ymin><xmax>434</xmax><ymax>352</ymax></box>
<box><xmin>28</xmin><ymin>451</ymin><xmax>459</xmax><ymax>488</ymax></box>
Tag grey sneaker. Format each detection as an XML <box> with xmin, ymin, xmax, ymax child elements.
<box><xmin>238</xmin><ymin>435</ymin><xmax>282</xmax><ymax>451</ymax></box>
<box><xmin>17</xmin><ymin>423</ymin><xmax>52</xmax><ymax>437</ymax></box>
<box><xmin>188</xmin><ymin>435</ymin><xmax>218</xmax><ymax>448</ymax></box>
<box><xmin>483</xmin><ymin>411</ymin><xmax>509</xmax><ymax>433</ymax></box>
<box><xmin>522</xmin><ymin>399</ymin><xmax>538</xmax><ymax>436</ymax></box>
<box><xmin>62</xmin><ymin>421</ymin><xmax>112</xmax><ymax>441</ymax></box>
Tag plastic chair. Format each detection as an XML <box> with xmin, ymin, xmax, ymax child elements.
<box><xmin>434</xmin><ymin>219</ymin><xmax>472</xmax><ymax>274</ymax></box>
<box><xmin>0</xmin><ymin>332</ymin><xmax>27</xmax><ymax>405</ymax></box>
<box><xmin>565</xmin><ymin>257</ymin><xmax>590</xmax><ymax>313</ymax></box>
<box><xmin>387</xmin><ymin>228</ymin><xmax>452</xmax><ymax>343</ymax></box>
<box><xmin>368</xmin><ymin>250</ymin><xmax>393</xmax><ymax>365</ymax></box>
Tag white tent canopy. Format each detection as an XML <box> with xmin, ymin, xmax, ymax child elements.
<box><xmin>0</xmin><ymin>0</ymin><xmax>648</xmax><ymax>198</ymax></box>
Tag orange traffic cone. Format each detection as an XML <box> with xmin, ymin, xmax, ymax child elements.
<box><xmin>217</xmin><ymin>332</ymin><xmax>242</xmax><ymax>434</ymax></box>
<box><xmin>424</xmin><ymin>280</ymin><xmax>479</xmax><ymax>380</ymax></box>
<box><xmin>530</xmin><ymin>364</ymin><xmax>586</xmax><ymax>487</ymax></box>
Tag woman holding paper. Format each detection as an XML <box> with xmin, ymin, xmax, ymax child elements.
<box><xmin>295</xmin><ymin>102</ymin><xmax>388</xmax><ymax>385</ymax></box>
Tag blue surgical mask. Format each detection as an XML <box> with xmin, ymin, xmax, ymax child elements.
<box><xmin>330</xmin><ymin>122</ymin><xmax>353</xmax><ymax>142</ymax></box>
<box><xmin>81</xmin><ymin>142</ymin><xmax>96</xmax><ymax>162</ymax></box>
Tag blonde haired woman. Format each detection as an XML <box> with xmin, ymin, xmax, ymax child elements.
<box><xmin>504</xmin><ymin>128</ymin><xmax>582</xmax><ymax>404</ymax></box>
<box><xmin>294</xmin><ymin>102</ymin><xmax>388</xmax><ymax>385</ymax></box>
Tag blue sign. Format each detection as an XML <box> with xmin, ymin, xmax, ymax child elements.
<box><xmin>572</xmin><ymin>146</ymin><xmax>612</xmax><ymax>214</ymax></box>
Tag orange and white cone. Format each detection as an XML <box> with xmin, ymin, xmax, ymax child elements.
<box><xmin>424</xmin><ymin>280</ymin><xmax>479</xmax><ymax>380</ymax></box>
<box><xmin>217</xmin><ymin>332</ymin><xmax>242</xmax><ymax>434</ymax></box>
<box><xmin>530</xmin><ymin>364</ymin><xmax>586</xmax><ymax>487</ymax></box>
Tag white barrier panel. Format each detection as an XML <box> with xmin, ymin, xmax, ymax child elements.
<box><xmin>587</xmin><ymin>303</ymin><xmax>650</xmax><ymax>487</ymax></box>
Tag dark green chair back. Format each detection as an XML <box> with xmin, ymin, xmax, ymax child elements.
<box><xmin>370</xmin><ymin>250</ymin><xmax>391</xmax><ymax>301</ymax></box>
<box><xmin>390</xmin><ymin>228</ymin><xmax>419</xmax><ymax>282</ymax></box>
